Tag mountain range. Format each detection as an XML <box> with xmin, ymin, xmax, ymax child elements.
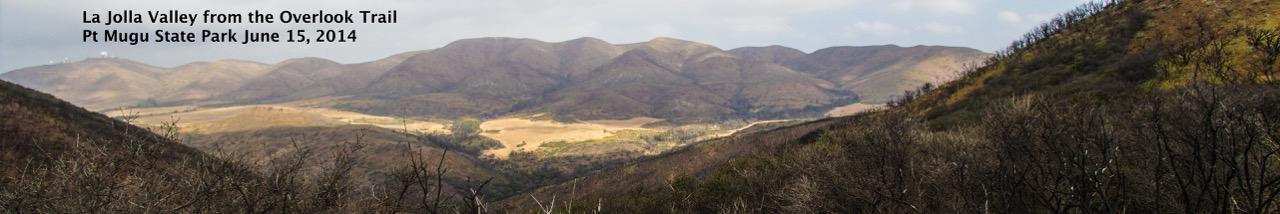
<box><xmin>0</xmin><ymin>37</ymin><xmax>988</xmax><ymax>122</ymax></box>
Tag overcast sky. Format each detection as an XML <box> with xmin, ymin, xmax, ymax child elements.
<box><xmin>0</xmin><ymin>0</ymin><xmax>1093</xmax><ymax>73</ymax></box>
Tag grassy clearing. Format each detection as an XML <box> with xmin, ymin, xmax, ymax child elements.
<box><xmin>478</xmin><ymin>117</ymin><xmax>662</xmax><ymax>158</ymax></box>
<box><xmin>112</xmin><ymin>105</ymin><xmax>450</xmax><ymax>134</ymax></box>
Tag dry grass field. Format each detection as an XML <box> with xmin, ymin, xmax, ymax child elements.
<box><xmin>110</xmin><ymin>103</ymin><xmax>801</xmax><ymax>159</ymax></box>
<box><xmin>479</xmin><ymin>117</ymin><xmax>662</xmax><ymax>158</ymax></box>
<box><xmin>111</xmin><ymin>105</ymin><xmax>449</xmax><ymax>134</ymax></box>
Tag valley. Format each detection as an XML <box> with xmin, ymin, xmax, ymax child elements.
<box><xmin>0</xmin><ymin>36</ymin><xmax>985</xmax><ymax>169</ymax></box>
<box><xmin>0</xmin><ymin>35</ymin><xmax>992</xmax><ymax>211</ymax></box>
<box><xmin>107</xmin><ymin>103</ymin><xmax>798</xmax><ymax>160</ymax></box>
<box><xmin>5</xmin><ymin>0</ymin><xmax>1279</xmax><ymax>213</ymax></box>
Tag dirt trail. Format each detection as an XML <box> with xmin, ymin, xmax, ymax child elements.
<box><xmin>711</xmin><ymin>120</ymin><xmax>792</xmax><ymax>138</ymax></box>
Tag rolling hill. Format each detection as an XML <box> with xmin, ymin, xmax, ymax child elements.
<box><xmin>0</xmin><ymin>58</ymin><xmax>171</xmax><ymax>110</ymax></box>
<box><xmin>0</xmin><ymin>38</ymin><xmax>988</xmax><ymax>122</ymax></box>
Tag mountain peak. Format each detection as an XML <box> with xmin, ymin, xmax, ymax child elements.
<box><xmin>628</xmin><ymin>37</ymin><xmax>723</xmax><ymax>60</ymax></box>
<box><xmin>445</xmin><ymin>37</ymin><xmax>547</xmax><ymax>48</ymax></box>
<box><xmin>648</xmin><ymin>36</ymin><xmax>687</xmax><ymax>43</ymax></box>
<box><xmin>561</xmin><ymin>37</ymin><xmax>610</xmax><ymax>45</ymax></box>
<box><xmin>69</xmin><ymin>57</ymin><xmax>158</xmax><ymax>69</ymax></box>
<box><xmin>644</xmin><ymin>37</ymin><xmax>706</xmax><ymax>48</ymax></box>
<box><xmin>727</xmin><ymin>45</ymin><xmax>807</xmax><ymax>63</ymax></box>
<box><xmin>277</xmin><ymin>57</ymin><xmax>340</xmax><ymax>66</ymax></box>
<box><xmin>6</xmin><ymin>57</ymin><xmax>162</xmax><ymax>76</ymax></box>
<box><xmin>79</xmin><ymin>57</ymin><xmax>139</xmax><ymax>63</ymax></box>
<box><xmin>558</xmin><ymin>37</ymin><xmax>618</xmax><ymax>51</ymax></box>
<box><xmin>174</xmin><ymin>59</ymin><xmax>268</xmax><ymax>69</ymax></box>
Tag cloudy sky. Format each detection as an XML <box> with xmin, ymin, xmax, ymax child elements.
<box><xmin>0</xmin><ymin>0</ymin><xmax>1092</xmax><ymax>73</ymax></box>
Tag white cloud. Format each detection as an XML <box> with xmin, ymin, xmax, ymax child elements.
<box><xmin>998</xmin><ymin>11</ymin><xmax>1023</xmax><ymax>23</ymax></box>
<box><xmin>847</xmin><ymin>21</ymin><xmax>961</xmax><ymax>37</ymax></box>
<box><xmin>723</xmin><ymin>16</ymin><xmax>790</xmax><ymax>34</ymax></box>
<box><xmin>1025</xmin><ymin>13</ymin><xmax>1057</xmax><ymax>23</ymax></box>
<box><xmin>921</xmin><ymin>22</ymin><xmax>963</xmax><ymax>34</ymax></box>
<box><xmin>645</xmin><ymin>24</ymin><xmax>679</xmax><ymax>37</ymax></box>
<box><xmin>997</xmin><ymin>10</ymin><xmax>1058</xmax><ymax>27</ymax></box>
<box><xmin>847</xmin><ymin>21</ymin><xmax>902</xmax><ymax>36</ymax></box>
<box><xmin>889</xmin><ymin>0</ymin><xmax>977</xmax><ymax>15</ymax></box>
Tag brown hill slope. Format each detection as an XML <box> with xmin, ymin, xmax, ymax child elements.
<box><xmin>0</xmin><ymin>58</ymin><xmax>167</xmax><ymax>110</ymax></box>
<box><xmin>350</xmin><ymin>38</ymin><xmax>619</xmax><ymax>118</ymax></box>
<box><xmin>0</xmin><ymin>78</ymin><xmax>238</xmax><ymax>212</ymax></box>
<box><xmin>727</xmin><ymin>45</ymin><xmax>806</xmax><ymax>64</ymax></box>
<box><xmin>0</xmin><ymin>78</ymin><xmax>202</xmax><ymax>176</ymax></box>
<box><xmin>0</xmin><ymin>77</ymin><xmax>533</xmax><ymax>212</ymax></box>
<box><xmin>535</xmin><ymin>38</ymin><xmax>850</xmax><ymax>121</ymax></box>
<box><xmin>0</xmin><ymin>58</ymin><xmax>277</xmax><ymax>110</ymax></box>
<box><xmin>215</xmin><ymin>51</ymin><xmax>428</xmax><ymax>104</ymax></box>
<box><xmin>184</xmin><ymin>125</ymin><xmax>527</xmax><ymax>197</ymax></box>
<box><xmin>781</xmin><ymin>45</ymin><xmax>990</xmax><ymax>103</ymax></box>
<box><xmin>215</xmin><ymin>57</ymin><xmax>346</xmax><ymax>103</ymax></box>
<box><xmin>342</xmin><ymin>37</ymin><xmax>879</xmax><ymax>122</ymax></box>
<box><xmin>156</xmin><ymin>59</ymin><xmax>274</xmax><ymax>103</ymax></box>
<box><xmin>496</xmin><ymin>117</ymin><xmax>853</xmax><ymax>209</ymax></box>
<box><xmin>909</xmin><ymin>0</ymin><xmax>1277</xmax><ymax>127</ymax></box>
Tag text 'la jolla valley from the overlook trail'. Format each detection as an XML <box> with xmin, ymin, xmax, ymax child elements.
<box><xmin>82</xmin><ymin>10</ymin><xmax>398</xmax><ymax>25</ymax></box>
<box><xmin>80</xmin><ymin>10</ymin><xmax>396</xmax><ymax>45</ymax></box>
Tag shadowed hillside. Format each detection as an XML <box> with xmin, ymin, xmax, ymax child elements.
<box><xmin>183</xmin><ymin>125</ymin><xmax>527</xmax><ymax>197</ymax></box>
<box><xmin>0</xmin><ymin>73</ymin><xmax>206</xmax><ymax>177</ymax></box>
<box><xmin>0</xmin><ymin>77</ymin><xmax>240</xmax><ymax>211</ymax></box>
<box><xmin>1</xmin><ymin>77</ymin><xmax>537</xmax><ymax>212</ymax></box>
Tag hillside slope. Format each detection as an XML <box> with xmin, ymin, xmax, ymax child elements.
<box><xmin>496</xmin><ymin>0</ymin><xmax>1280</xmax><ymax>213</ymax></box>
<box><xmin>777</xmin><ymin>45</ymin><xmax>988</xmax><ymax>103</ymax></box>
<box><xmin>0</xmin><ymin>78</ymin><xmax>235</xmax><ymax>212</ymax></box>
<box><xmin>0</xmin><ymin>78</ymin><xmax>202</xmax><ymax>177</ymax></box>
<box><xmin>497</xmin><ymin>117</ymin><xmax>853</xmax><ymax>209</ymax></box>
<box><xmin>183</xmin><ymin>125</ymin><xmax>529</xmax><ymax>197</ymax></box>
<box><xmin>912</xmin><ymin>0</ymin><xmax>1277</xmax><ymax>127</ymax></box>
<box><xmin>0</xmin><ymin>59</ymin><xmax>169</xmax><ymax>110</ymax></box>
<box><xmin>0</xmin><ymin>76</ymin><xmax>543</xmax><ymax>212</ymax></box>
